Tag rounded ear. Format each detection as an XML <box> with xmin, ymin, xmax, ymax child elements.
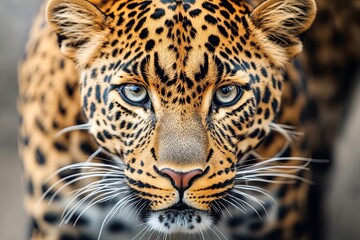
<box><xmin>250</xmin><ymin>0</ymin><xmax>316</xmax><ymax>59</ymax></box>
<box><xmin>46</xmin><ymin>0</ymin><xmax>109</xmax><ymax>66</ymax></box>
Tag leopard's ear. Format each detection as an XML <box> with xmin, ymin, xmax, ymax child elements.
<box><xmin>46</xmin><ymin>0</ymin><xmax>109</xmax><ymax>66</ymax></box>
<box><xmin>250</xmin><ymin>0</ymin><xmax>316</xmax><ymax>60</ymax></box>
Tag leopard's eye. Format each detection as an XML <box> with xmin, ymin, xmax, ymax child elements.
<box><xmin>119</xmin><ymin>84</ymin><xmax>148</xmax><ymax>106</ymax></box>
<box><xmin>214</xmin><ymin>85</ymin><xmax>242</xmax><ymax>107</ymax></box>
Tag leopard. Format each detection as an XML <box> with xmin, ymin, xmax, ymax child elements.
<box><xmin>18</xmin><ymin>0</ymin><xmax>320</xmax><ymax>239</ymax></box>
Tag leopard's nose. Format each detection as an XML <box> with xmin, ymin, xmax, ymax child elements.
<box><xmin>160</xmin><ymin>168</ymin><xmax>203</xmax><ymax>190</ymax></box>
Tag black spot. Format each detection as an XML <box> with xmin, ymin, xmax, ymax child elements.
<box><xmin>220</xmin><ymin>0</ymin><xmax>236</xmax><ymax>14</ymax></box>
<box><xmin>53</xmin><ymin>141</ymin><xmax>67</xmax><ymax>153</ymax></box>
<box><xmin>83</xmin><ymin>96</ymin><xmax>88</xmax><ymax>110</ymax></box>
<box><xmin>134</xmin><ymin>17</ymin><xmax>147</xmax><ymax>32</ymax></box>
<box><xmin>90</xmin><ymin>68</ymin><xmax>97</xmax><ymax>79</ymax></box>
<box><xmin>58</xmin><ymin>168</ymin><xmax>81</xmax><ymax>184</ymax></box>
<box><xmin>95</xmin><ymin>85</ymin><xmax>101</xmax><ymax>103</ymax></box>
<box><xmin>30</xmin><ymin>218</ymin><xmax>40</xmax><ymax>230</ymax></box>
<box><xmin>139</xmin><ymin>28</ymin><xmax>149</xmax><ymax>39</ymax></box>
<box><xmin>103</xmin><ymin>130</ymin><xmax>112</xmax><ymax>139</ymax></box>
<box><xmin>41</xmin><ymin>184</ymin><xmax>61</xmax><ymax>201</ymax></box>
<box><xmin>264</xmin><ymin>108</ymin><xmax>270</xmax><ymax>119</ymax></box>
<box><xmin>65</xmin><ymin>82</ymin><xmax>75</xmax><ymax>97</ymax></box>
<box><xmin>80</xmin><ymin>141</ymin><xmax>94</xmax><ymax>154</ymax></box>
<box><xmin>208</xmin><ymin>35</ymin><xmax>220</xmax><ymax>47</ymax></box>
<box><xmin>204</xmin><ymin>14</ymin><xmax>218</xmax><ymax>24</ymax></box>
<box><xmin>107</xmin><ymin>221</ymin><xmax>126</xmax><ymax>233</ymax></box>
<box><xmin>67</xmin><ymin>212</ymin><xmax>90</xmax><ymax>227</ymax></box>
<box><xmin>111</xmin><ymin>39</ymin><xmax>118</xmax><ymax>47</ymax></box>
<box><xmin>220</xmin><ymin>10</ymin><xmax>230</xmax><ymax>18</ymax></box>
<box><xmin>90</xmin><ymin>102</ymin><xmax>96</xmax><ymax>118</ymax></box>
<box><xmin>112</xmin><ymin>49</ymin><xmax>118</xmax><ymax>57</ymax></box>
<box><xmin>217</xmin><ymin>25</ymin><xmax>229</xmax><ymax>38</ymax></box>
<box><xmin>271</xmin><ymin>99</ymin><xmax>279</xmax><ymax>112</ymax></box>
<box><xmin>44</xmin><ymin>212</ymin><xmax>59</xmax><ymax>224</ymax></box>
<box><xmin>194</xmin><ymin>53</ymin><xmax>209</xmax><ymax>82</ymax></box>
<box><xmin>189</xmin><ymin>9</ymin><xmax>201</xmax><ymax>17</ymax></box>
<box><xmin>59</xmin><ymin>59</ymin><xmax>65</xmax><ymax>69</ymax></box>
<box><xmin>27</xmin><ymin>179</ymin><xmax>34</xmax><ymax>195</ymax></box>
<box><xmin>202</xmin><ymin>2</ymin><xmax>219</xmax><ymax>13</ymax></box>
<box><xmin>249</xmin><ymin>128</ymin><xmax>260</xmax><ymax>138</ymax></box>
<box><xmin>21</xmin><ymin>135</ymin><xmax>30</xmax><ymax>146</ymax></box>
<box><xmin>97</xmin><ymin>132</ymin><xmax>105</xmax><ymax>143</ymax></box>
<box><xmin>244</xmin><ymin>50</ymin><xmax>252</xmax><ymax>58</ymax></box>
<box><xmin>145</xmin><ymin>40</ymin><xmax>155</xmax><ymax>51</ymax></box>
<box><xmin>35</xmin><ymin>117</ymin><xmax>46</xmax><ymax>133</ymax></box>
<box><xmin>35</xmin><ymin>147</ymin><xmax>46</xmax><ymax>165</ymax></box>
<box><xmin>206</xmin><ymin>148</ymin><xmax>214</xmax><ymax>162</ymax></box>
<box><xmin>151</xmin><ymin>8</ymin><xmax>165</xmax><ymax>19</ymax></box>
<box><xmin>262</xmin><ymin>86</ymin><xmax>271</xmax><ymax>103</ymax></box>
<box><xmin>125</xmin><ymin>19</ymin><xmax>135</xmax><ymax>33</ymax></box>
<box><xmin>261</xmin><ymin>67</ymin><xmax>268</xmax><ymax>77</ymax></box>
<box><xmin>156</xmin><ymin>27</ymin><xmax>164</xmax><ymax>34</ymax></box>
<box><xmin>154</xmin><ymin>52</ymin><xmax>169</xmax><ymax>83</ymax></box>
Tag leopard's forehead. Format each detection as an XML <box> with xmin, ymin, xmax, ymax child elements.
<box><xmin>94</xmin><ymin>0</ymin><xmax>265</xmax><ymax>107</ymax></box>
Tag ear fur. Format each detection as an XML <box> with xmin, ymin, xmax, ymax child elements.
<box><xmin>46</xmin><ymin>0</ymin><xmax>109</xmax><ymax>66</ymax></box>
<box><xmin>250</xmin><ymin>0</ymin><xmax>316</xmax><ymax>60</ymax></box>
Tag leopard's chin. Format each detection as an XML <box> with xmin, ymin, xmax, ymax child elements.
<box><xmin>145</xmin><ymin>208</ymin><xmax>214</xmax><ymax>234</ymax></box>
<box><xmin>139</xmin><ymin>202</ymin><xmax>221</xmax><ymax>234</ymax></box>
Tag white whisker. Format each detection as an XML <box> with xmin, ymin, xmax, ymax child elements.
<box><xmin>98</xmin><ymin>194</ymin><xmax>136</xmax><ymax>240</ymax></box>
<box><xmin>47</xmin><ymin>172</ymin><xmax>123</xmax><ymax>203</ymax></box>
<box><xmin>234</xmin><ymin>185</ymin><xmax>276</xmax><ymax>204</ymax></box>
<box><xmin>237</xmin><ymin>173</ymin><xmax>312</xmax><ymax>184</ymax></box>
<box><xmin>217</xmin><ymin>200</ymin><xmax>233</xmax><ymax>218</ymax></box>
<box><xmin>214</xmin><ymin>225</ymin><xmax>228</xmax><ymax>240</ymax></box>
<box><xmin>131</xmin><ymin>223</ymin><xmax>149</xmax><ymax>240</ymax></box>
<box><xmin>228</xmin><ymin>194</ymin><xmax>263</xmax><ymax>219</ymax></box>
<box><xmin>87</xmin><ymin>147</ymin><xmax>104</xmax><ymax>162</ymax></box>
<box><xmin>269</xmin><ymin>122</ymin><xmax>302</xmax><ymax>142</ymax></box>
<box><xmin>55</xmin><ymin>123</ymin><xmax>91</xmax><ymax>137</ymax></box>
<box><xmin>208</xmin><ymin>224</ymin><xmax>224</xmax><ymax>240</ymax></box>
<box><xmin>222</xmin><ymin>197</ymin><xmax>246</xmax><ymax>213</ymax></box>
<box><xmin>138</xmin><ymin>225</ymin><xmax>151</xmax><ymax>240</ymax></box>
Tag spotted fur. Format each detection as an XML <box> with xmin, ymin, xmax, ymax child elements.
<box><xmin>19</xmin><ymin>0</ymin><xmax>318</xmax><ymax>239</ymax></box>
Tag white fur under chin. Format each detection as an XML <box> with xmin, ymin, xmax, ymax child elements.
<box><xmin>146</xmin><ymin>210</ymin><xmax>213</xmax><ymax>234</ymax></box>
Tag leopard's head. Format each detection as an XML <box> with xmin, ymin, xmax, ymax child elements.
<box><xmin>47</xmin><ymin>0</ymin><xmax>316</xmax><ymax>234</ymax></box>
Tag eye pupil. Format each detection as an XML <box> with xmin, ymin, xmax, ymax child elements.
<box><xmin>130</xmin><ymin>86</ymin><xmax>141</xmax><ymax>93</ymax></box>
<box><xmin>221</xmin><ymin>86</ymin><xmax>232</xmax><ymax>95</ymax></box>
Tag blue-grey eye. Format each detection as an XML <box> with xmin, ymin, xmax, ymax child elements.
<box><xmin>214</xmin><ymin>85</ymin><xmax>242</xmax><ymax>107</ymax></box>
<box><xmin>119</xmin><ymin>84</ymin><xmax>148</xmax><ymax>105</ymax></box>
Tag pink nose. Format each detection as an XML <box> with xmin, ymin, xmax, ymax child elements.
<box><xmin>161</xmin><ymin>168</ymin><xmax>203</xmax><ymax>190</ymax></box>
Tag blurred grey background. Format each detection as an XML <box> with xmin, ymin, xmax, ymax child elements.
<box><xmin>0</xmin><ymin>0</ymin><xmax>359</xmax><ymax>240</ymax></box>
<box><xmin>0</xmin><ymin>0</ymin><xmax>42</xmax><ymax>239</ymax></box>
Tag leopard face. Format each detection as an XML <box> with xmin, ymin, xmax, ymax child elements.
<box><xmin>47</xmin><ymin>0</ymin><xmax>316</xmax><ymax>234</ymax></box>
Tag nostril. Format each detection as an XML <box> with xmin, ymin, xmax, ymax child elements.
<box><xmin>181</xmin><ymin>169</ymin><xmax>203</xmax><ymax>189</ymax></box>
<box><xmin>161</xmin><ymin>169</ymin><xmax>183</xmax><ymax>189</ymax></box>
<box><xmin>160</xmin><ymin>168</ymin><xmax>203</xmax><ymax>190</ymax></box>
